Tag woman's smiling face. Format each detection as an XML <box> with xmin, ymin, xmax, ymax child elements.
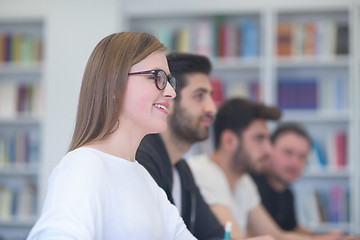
<box><xmin>122</xmin><ymin>51</ymin><xmax>176</xmax><ymax>134</ymax></box>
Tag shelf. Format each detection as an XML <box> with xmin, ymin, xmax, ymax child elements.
<box><xmin>276</xmin><ymin>56</ymin><xmax>349</xmax><ymax>68</ymax></box>
<box><xmin>0</xmin><ymin>117</ymin><xmax>41</xmax><ymax>125</ymax></box>
<box><xmin>281</xmin><ymin>111</ymin><xmax>350</xmax><ymax>123</ymax></box>
<box><xmin>302</xmin><ymin>170</ymin><xmax>349</xmax><ymax>178</ymax></box>
<box><xmin>212</xmin><ymin>57</ymin><xmax>262</xmax><ymax>70</ymax></box>
<box><xmin>0</xmin><ymin>167</ymin><xmax>38</xmax><ymax>177</ymax></box>
<box><xmin>0</xmin><ymin>217</ymin><xmax>37</xmax><ymax>228</ymax></box>
<box><xmin>0</xmin><ymin>62</ymin><xmax>42</xmax><ymax>74</ymax></box>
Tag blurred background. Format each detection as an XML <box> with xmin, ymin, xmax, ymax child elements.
<box><xmin>0</xmin><ymin>0</ymin><xmax>359</xmax><ymax>239</ymax></box>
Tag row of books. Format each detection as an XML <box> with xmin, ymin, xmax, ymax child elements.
<box><xmin>277</xmin><ymin>21</ymin><xmax>349</xmax><ymax>57</ymax></box>
<box><xmin>0</xmin><ymin>32</ymin><xmax>42</xmax><ymax>63</ymax></box>
<box><xmin>277</xmin><ymin>76</ymin><xmax>348</xmax><ymax>111</ymax></box>
<box><xmin>0</xmin><ymin>131</ymin><xmax>39</xmax><ymax>168</ymax></box>
<box><xmin>155</xmin><ymin>17</ymin><xmax>259</xmax><ymax>58</ymax></box>
<box><xmin>307</xmin><ymin>131</ymin><xmax>347</xmax><ymax>172</ymax></box>
<box><xmin>208</xmin><ymin>76</ymin><xmax>347</xmax><ymax>111</ymax></box>
<box><xmin>295</xmin><ymin>186</ymin><xmax>349</xmax><ymax>226</ymax></box>
<box><xmin>210</xmin><ymin>78</ymin><xmax>260</xmax><ymax>107</ymax></box>
<box><xmin>0</xmin><ymin>184</ymin><xmax>36</xmax><ymax>220</ymax></box>
<box><xmin>0</xmin><ymin>84</ymin><xmax>42</xmax><ymax>119</ymax></box>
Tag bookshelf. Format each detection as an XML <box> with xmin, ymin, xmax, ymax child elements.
<box><xmin>351</xmin><ymin>0</ymin><xmax>360</xmax><ymax>234</ymax></box>
<box><xmin>125</xmin><ymin>0</ymin><xmax>360</xmax><ymax>235</ymax></box>
<box><xmin>0</xmin><ymin>20</ymin><xmax>43</xmax><ymax>240</ymax></box>
<box><xmin>274</xmin><ymin>8</ymin><xmax>353</xmax><ymax>233</ymax></box>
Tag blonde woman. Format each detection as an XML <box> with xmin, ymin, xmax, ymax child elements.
<box><xmin>27</xmin><ymin>32</ymin><xmax>196</xmax><ymax>240</ymax></box>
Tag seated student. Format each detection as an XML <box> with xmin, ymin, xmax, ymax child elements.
<box><xmin>136</xmin><ymin>53</ymin><xmax>224</xmax><ymax>240</ymax></box>
<box><xmin>27</xmin><ymin>32</ymin><xmax>196</xmax><ymax>240</ymax></box>
<box><xmin>251</xmin><ymin>123</ymin><xmax>311</xmax><ymax>232</ymax></box>
<box><xmin>252</xmin><ymin>123</ymin><xmax>355</xmax><ymax>237</ymax></box>
<box><xmin>188</xmin><ymin>98</ymin><xmax>355</xmax><ymax>240</ymax></box>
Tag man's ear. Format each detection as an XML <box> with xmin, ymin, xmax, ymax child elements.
<box><xmin>220</xmin><ymin>129</ymin><xmax>240</xmax><ymax>152</ymax></box>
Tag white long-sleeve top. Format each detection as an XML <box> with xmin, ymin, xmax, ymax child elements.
<box><xmin>27</xmin><ymin>147</ymin><xmax>196</xmax><ymax>240</ymax></box>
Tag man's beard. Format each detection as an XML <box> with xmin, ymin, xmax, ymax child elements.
<box><xmin>231</xmin><ymin>143</ymin><xmax>269</xmax><ymax>175</ymax></box>
<box><xmin>272</xmin><ymin>172</ymin><xmax>291</xmax><ymax>188</ymax></box>
<box><xmin>168</xmin><ymin>102</ymin><xmax>210</xmax><ymax>144</ymax></box>
<box><xmin>231</xmin><ymin>144</ymin><xmax>250</xmax><ymax>175</ymax></box>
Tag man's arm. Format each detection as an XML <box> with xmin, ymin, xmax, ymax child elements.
<box><xmin>247</xmin><ymin>204</ymin><xmax>349</xmax><ymax>240</ymax></box>
<box><xmin>210</xmin><ymin>204</ymin><xmax>245</xmax><ymax>239</ymax></box>
<box><xmin>210</xmin><ymin>205</ymin><xmax>275</xmax><ymax>240</ymax></box>
<box><xmin>295</xmin><ymin>225</ymin><xmax>358</xmax><ymax>240</ymax></box>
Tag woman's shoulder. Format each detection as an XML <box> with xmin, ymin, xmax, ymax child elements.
<box><xmin>62</xmin><ymin>147</ymin><xmax>107</xmax><ymax>167</ymax></box>
<box><xmin>53</xmin><ymin>147</ymin><xmax>113</xmax><ymax>180</ymax></box>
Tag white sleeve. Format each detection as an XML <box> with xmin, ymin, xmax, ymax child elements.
<box><xmin>234</xmin><ymin>174</ymin><xmax>260</xmax><ymax>211</ymax></box>
<box><xmin>27</xmin><ymin>153</ymin><xmax>105</xmax><ymax>240</ymax></box>
<box><xmin>188</xmin><ymin>155</ymin><xmax>233</xmax><ymax>207</ymax></box>
<box><xmin>158</xmin><ymin>187</ymin><xmax>197</xmax><ymax>240</ymax></box>
<box><xmin>141</xmin><ymin>166</ymin><xmax>197</xmax><ymax>240</ymax></box>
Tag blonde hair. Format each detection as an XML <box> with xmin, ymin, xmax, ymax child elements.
<box><xmin>69</xmin><ymin>32</ymin><xmax>166</xmax><ymax>151</ymax></box>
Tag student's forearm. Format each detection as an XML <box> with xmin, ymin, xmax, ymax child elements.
<box><xmin>280</xmin><ymin>232</ymin><xmax>311</xmax><ymax>240</ymax></box>
<box><xmin>294</xmin><ymin>225</ymin><xmax>311</xmax><ymax>235</ymax></box>
<box><xmin>210</xmin><ymin>205</ymin><xmax>244</xmax><ymax>239</ymax></box>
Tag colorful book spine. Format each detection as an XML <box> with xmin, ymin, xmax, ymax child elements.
<box><xmin>0</xmin><ymin>184</ymin><xmax>37</xmax><ymax>220</ymax></box>
<box><xmin>307</xmin><ymin>131</ymin><xmax>347</xmax><ymax>172</ymax></box>
<box><xmin>276</xmin><ymin>20</ymin><xmax>348</xmax><ymax>58</ymax></box>
<box><xmin>0</xmin><ymin>131</ymin><xmax>39</xmax><ymax>168</ymax></box>
<box><xmin>210</xmin><ymin>77</ymin><xmax>224</xmax><ymax>107</ymax></box>
<box><xmin>277</xmin><ymin>78</ymin><xmax>317</xmax><ymax>110</ymax></box>
<box><xmin>0</xmin><ymin>32</ymin><xmax>43</xmax><ymax>63</ymax></box>
<box><xmin>295</xmin><ymin>186</ymin><xmax>349</xmax><ymax>226</ymax></box>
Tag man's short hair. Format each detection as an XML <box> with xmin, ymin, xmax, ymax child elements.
<box><xmin>214</xmin><ymin>98</ymin><xmax>281</xmax><ymax>149</ymax></box>
<box><xmin>271</xmin><ymin>122</ymin><xmax>311</xmax><ymax>146</ymax></box>
<box><xmin>167</xmin><ymin>52</ymin><xmax>212</xmax><ymax>102</ymax></box>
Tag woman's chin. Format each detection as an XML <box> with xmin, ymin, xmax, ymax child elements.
<box><xmin>149</xmin><ymin>123</ymin><xmax>167</xmax><ymax>134</ymax></box>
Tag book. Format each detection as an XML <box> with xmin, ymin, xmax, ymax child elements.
<box><xmin>295</xmin><ymin>186</ymin><xmax>349</xmax><ymax>226</ymax></box>
<box><xmin>241</xmin><ymin>20</ymin><xmax>258</xmax><ymax>58</ymax></box>
<box><xmin>16</xmin><ymin>184</ymin><xmax>36</xmax><ymax>218</ymax></box>
<box><xmin>335</xmin><ymin>24</ymin><xmax>349</xmax><ymax>55</ymax></box>
<box><xmin>335</xmin><ymin>131</ymin><xmax>346</xmax><ymax>169</ymax></box>
<box><xmin>304</xmin><ymin>22</ymin><xmax>316</xmax><ymax>56</ymax></box>
<box><xmin>293</xmin><ymin>22</ymin><xmax>305</xmax><ymax>57</ymax></box>
<box><xmin>0</xmin><ymin>187</ymin><xmax>13</xmax><ymax>219</ymax></box>
<box><xmin>277</xmin><ymin>22</ymin><xmax>293</xmax><ymax>56</ymax></box>
<box><xmin>156</xmin><ymin>28</ymin><xmax>173</xmax><ymax>53</ymax></box>
<box><xmin>14</xmin><ymin>131</ymin><xmax>27</xmax><ymax>167</ymax></box>
<box><xmin>175</xmin><ymin>27</ymin><xmax>191</xmax><ymax>53</ymax></box>
<box><xmin>277</xmin><ymin>78</ymin><xmax>317</xmax><ymax>110</ymax></box>
<box><xmin>210</xmin><ymin>78</ymin><xmax>224</xmax><ymax>107</ymax></box>
<box><xmin>0</xmin><ymin>84</ymin><xmax>18</xmax><ymax>118</ymax></box>
<box><xmin>194</xmin><ymin>20</ymin><xmax>213</xmax><ymax>57</ymax></box>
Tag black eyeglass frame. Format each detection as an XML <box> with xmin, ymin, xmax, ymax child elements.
<box><xmin>128</xmin><ymin>69</ymin><xmax>177</xmax><ymax>91</ymax></box>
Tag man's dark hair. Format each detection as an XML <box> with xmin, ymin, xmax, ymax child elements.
<box><xmin>167</xmin><ymin>52</ymin><xmax>212</xmax><ymax>102</ymax></box>
<box><xmin>214</xmin><ymin>98</ymin><xmax>281</xmax><ymax>149</ymax></box>
<box><xmin>271</xmin><ymin>122</ymin><xmax>311</xmax><ymax>146</ymax></box>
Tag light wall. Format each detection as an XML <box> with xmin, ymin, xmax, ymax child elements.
<box><xmin>41</xmin><ymin>0</ymin><xmax>124</xmax><ymax>204</ymax></box>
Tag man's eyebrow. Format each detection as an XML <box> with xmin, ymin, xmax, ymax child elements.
<box><xmin>255</xmin><ymin>133</ymin><xmax>269</xmax><ymax>139</ymax></box>
<box><xmin>192</xmin><ymin>87</ymin><xmax>212</xmax><ymax>94</ymax></box>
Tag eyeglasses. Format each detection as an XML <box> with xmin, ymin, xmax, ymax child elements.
<box><xmin>128</xmin><ymin>69</ymin><xmax>177</xmax><ymax>91</ymax></box>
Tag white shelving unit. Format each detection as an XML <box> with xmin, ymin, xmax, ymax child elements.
<box><xmin>125</xmin><ymin>0</ymin><xmax>360</xmax><ymax>235</ymax></box>
<box><xmin>0</xmin><ymin>19</ymin><xmax>43</xmax><ymax>240</ymax></box>
<box><xmin>350</xmin><ymin>0</ymin><xmax>360</xmax><ymax>233</ymax></box>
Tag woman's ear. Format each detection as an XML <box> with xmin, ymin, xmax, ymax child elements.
<box><xmin>220</xmin><ymin>129</ymin><xmax>240</xmax><ymax>152</ymax></box>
